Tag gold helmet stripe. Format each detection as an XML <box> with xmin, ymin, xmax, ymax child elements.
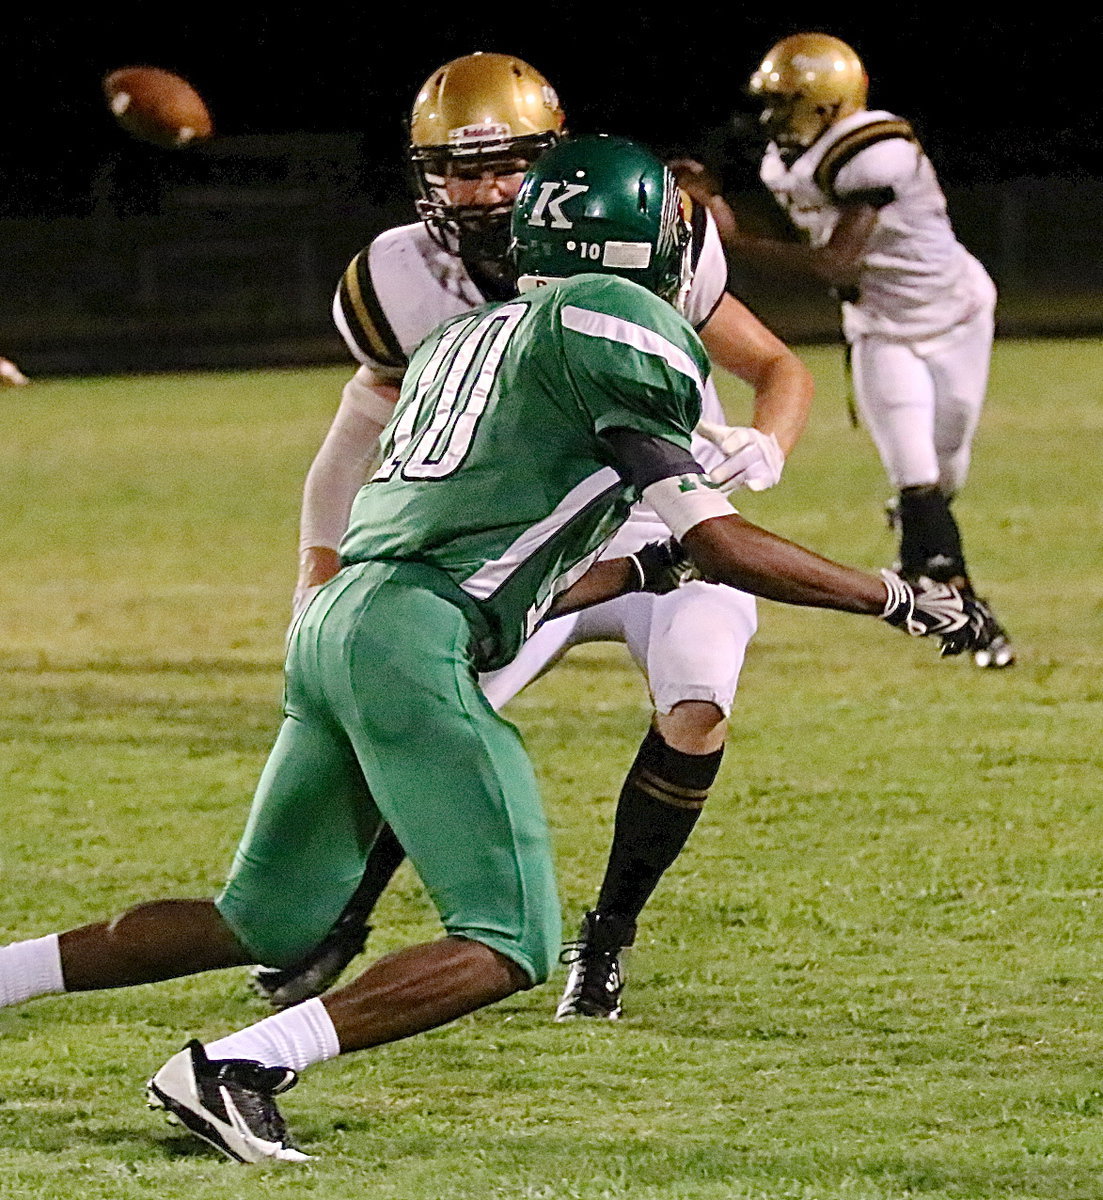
<box><xmin>336</xmin><ymin>249</ymin><xmax>407</xmax><ymax>370</ymax></box>
<box><xmin>814</xmin><ymin>119</ymin><xmax>917</xmax><ymax>201</ymax></box>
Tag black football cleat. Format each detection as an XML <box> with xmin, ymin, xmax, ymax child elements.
<box><xmin>249</xmin><ymin>915</ymin><xmax>371</xmax><ymax>1009</ymax></box>
<box><xmin>555</xmin><ymin>910</ymin><xmax>636</xmax><ymax>1021</ymax></box>
<box><xmin>147</xmin><ymin>1039</ymin><xmax>310</xmax><ymax>1163</ymax></box>
<box><xmin>972</xmin><ymin>610</ymin><xmax>1016</xmax><ymax>669</ymax></box>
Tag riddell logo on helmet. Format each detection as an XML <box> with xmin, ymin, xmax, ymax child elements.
<box><xmin>449</xmin><ymin>123</ymin><xmax>511</xmax><ymax>145</ymax></box>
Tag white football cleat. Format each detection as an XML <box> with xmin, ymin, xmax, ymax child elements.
<box><xmin>147</xmin><ymin>1040</ymin><xmax>311</xmax><ymax>1163</ymax></box>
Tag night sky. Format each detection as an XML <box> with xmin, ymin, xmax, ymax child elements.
<box><xmin>4</xmin><ymin>8</ymin><xmax>1100</xmax><ymax>216</ymax></box>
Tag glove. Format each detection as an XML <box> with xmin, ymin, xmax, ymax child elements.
<box><xmin>696</xmin><ymin>421</ymin><xmax>785</xmax><ymax>493</ymax></box>
<box><xmin>880</xmin><ymin>570</ymin><xmax>997</xmax><ymax>657</ymax></box>
<box><xmin>626</xmin><ymin>540</ymin><xmax>700</xmax><ymax>595</ymax></box>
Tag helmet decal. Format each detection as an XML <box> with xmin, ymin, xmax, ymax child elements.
<box><xmin>511</xmin><ymin>134</ymin><xmax>692</xmax><ymax>308</ymax></box>
<box><xmin>527</xmin><ymin>182</ymin><xmax>591</xmax><ymax>229</ymax></box>
<box><xmin>448</xmin><ymin>122</ymin><xmax>512</xmax><ymax>146</ymax></box>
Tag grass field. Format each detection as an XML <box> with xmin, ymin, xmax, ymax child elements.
<box><xmin>1</xmin><ymin>339</ymin><xmax>1101</xmax><ymax>1199</ymax></box>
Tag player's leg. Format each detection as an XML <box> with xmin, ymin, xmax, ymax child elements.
<box><xmin>851</xmin><ymin>335</ymin><xmax>970</xmax><ymax>581</ymax></box>
<box><xmin>557</xmin><ymin>582</ymin><xmax>756</xmax><ymax>1020</ymax></box>
<box><xmin>149</xmin><ymin>569</ymin><xmax>560</xmax><ymax>1162</ymax></box>
<box><xmin>247</xmin><ymin>822</ymin><xmax>405</xmax><ymax>1008</ymax></box>
<box><xmin>0</xmin><ymin>899</ymin><xmax>249</xmax><ymax>1009</ymax></box>
<box><xmin>923</xmin><ymin>309</ymin><xmax>1014</xmax><ymax>667</ymax></box>
<box><xmin>251</xmin><ymin>610</ymin><xmax>584</xmax><ymax>1009</ymax></box>
<box><xmin>215</xmin><ymin>712</ymin><xmax>383</xmax><ymax>971</ymax></box>
<box><xmin>0</xmin><ymin>706</ymin><xmax>372</xmax><ymax>1010</ymax></box>
<box><xmin>332</xmin><ymin>574</ymin><xmax>561</xmax><ymax>991</ymax></box>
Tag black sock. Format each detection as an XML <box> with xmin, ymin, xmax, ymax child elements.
<box><xmin>342</xmin><ymin>823</ymin><xmax>406</xmax><ymax>925</ymax></box>
<box><xmin>595</xmin><ymin>726</ymin><xmax>724</xmax><ymax>928</ymax></box>
<box><xmin>898</xmin><ymin>484</ymin><xmax>970</xmax><ymax>586</ymax></box>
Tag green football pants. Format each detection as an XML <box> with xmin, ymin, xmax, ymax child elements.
<box><xmin>216</xmin><ymin>560</ymin><xmax>562</xmax><ymax>984</ymax></box>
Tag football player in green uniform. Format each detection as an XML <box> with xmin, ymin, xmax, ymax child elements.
<box><xmin>0</xmin><ymin>136</ymin><xmax>992</xmax><ymax>1163</ymax></box>
<box><xmin>266</xmin><ymin>50</ymin><xmax>816</xmax><ymax>1024</ymax></box>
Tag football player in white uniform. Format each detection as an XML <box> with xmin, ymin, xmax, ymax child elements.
<box><xmin>709</xmin><ymin>32</ymin><xmax>1013</xmax><ymax>671</ymax></box>
<box><xmin>254</xmin><ymin>51</ymin><xmax>816</xmax><ymax>1022</ymax></box>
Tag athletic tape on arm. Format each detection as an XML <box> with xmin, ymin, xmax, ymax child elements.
<box><xmin>642</xmin><ymin>474</ymin><xmax>734</xmax><ymax>541</ymax></box>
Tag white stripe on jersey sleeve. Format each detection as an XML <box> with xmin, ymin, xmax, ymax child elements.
<box><xmin>560</xmin><ymin>306</ymin><xmax>709</xmax><ymax>406</ymax></box>
<box><xmin>331</xmin><ymin>286</ymin><xmax>371</xmax><ymax>366</ymax></box>
<box><xmin>460</xmin><ymin>466</ymin><xmax>622</xmax><ymax>601</ymax></box>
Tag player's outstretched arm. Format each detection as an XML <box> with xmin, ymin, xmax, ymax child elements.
<box><xmin>682</xmin><ymin>512</ymin><xmax>884</xmax><ymax>613</ymax></box>
<box><xmin>722</xmin><ymin>203</ymin><xmax>878</xmax><ymax>289</ymax></box>
<box><xmin>598</xmin><ymin>427</ymin><xmax>989</xmax><ymax>652</ymax></box>
<box><xmin>679</xmin><ymin>512</ymin><xmax>995</xmax><ymax>656</ymax></box>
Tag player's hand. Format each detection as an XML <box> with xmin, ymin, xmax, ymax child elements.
<box><xmin>627</xmin><ymin>540</ymin><xmax>700</xmax><ymax>595</ymax></box>
<box><xmin>291</xmin><ymin>546</ymin><xmax>342</xmax><ymax>629</ymax></box>
<box><xmin>291</xmin><ymin>583</ymin><xmax>322</xmax><ymax>623</ymax></box>
<box><xmin>696</xmin><ymin>421</ymin><xmax>785</xmax><ymax>493</ymax></box>
<box><xmin>879</xmin><ymin>570</ymin><xmax>997</xmax><ymax>656</ymax></box>
<box><xmin>667</xmin><ymin>157</ymin><xmax>722</xmax><ymax>203</ymax></box>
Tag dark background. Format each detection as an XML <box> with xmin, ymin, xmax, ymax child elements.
<box><xmin>2</xmin><ymin>9</ymin><xmax>1101</xmax><ymax>373</ymax></box>
<box><xmin>4</xmin><ymin>8</ymin><xmax>1100</xmax><ymax>216</ymax></box>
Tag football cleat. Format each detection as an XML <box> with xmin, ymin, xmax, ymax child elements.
<box><xmin>555</xmin><ymin>910</ymin><xmax>636</xmax><ymax>1021</ymax></box>
<box><xmin>972</xmin><ymin>610</ymin><xmax>1016</xmax><ymax>669</ymax></box>
<box><xmin>249</xmin><ymin>916</ymin><xmax>371</xmax><ymax>1010</ymax></box>
<box><xmin>147</xmin><ymin>1039</ymin><xmax>310</xmax><ymax>1164</ymax></box>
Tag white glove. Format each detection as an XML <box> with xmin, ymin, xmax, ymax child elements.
<box><xmin>696</xmin><ymin>421</ymin><xmax>785</xmax><ymax>493</ymax></box>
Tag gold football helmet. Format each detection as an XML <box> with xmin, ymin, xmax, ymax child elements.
<box><xmin>409</xmin><ymin>52</ymin><xmax>566</xmax><ymax>259</ymax></box>
<box><xmin>748</xmin><ymin>33</ymin><xmax>868</xmax><ymax>157</ymax></box>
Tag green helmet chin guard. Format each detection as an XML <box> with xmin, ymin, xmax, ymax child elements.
<box><xmin>509</xmin><ymin>134</ymin><xmax>692</xmax><ymax>309</ymax></box>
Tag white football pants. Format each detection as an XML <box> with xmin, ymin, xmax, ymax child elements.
<box><xmin>480</xmin><ymin>580</ymin><xmax>758</xmax><ymax>718</ymax></box>
<box><xmin>849</xmin><ymin>301</ymin><xmax>994</xmax><ymax>496</ymax></box>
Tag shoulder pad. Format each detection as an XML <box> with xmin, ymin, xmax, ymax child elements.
<box><xmin>814</xmin><ymin>118</ymin><xmax>918</xmax><ymax>202</ymax></box>
<box><xmin>334</xmin><ymin>246</ymin><xmax>407</xmax><ymax>370</ymax></box>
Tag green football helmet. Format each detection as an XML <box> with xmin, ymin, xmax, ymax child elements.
<box><xmin>510</xmin><ymin>134</ymin><xmax>692</xmax><ymax>310</ymax></box>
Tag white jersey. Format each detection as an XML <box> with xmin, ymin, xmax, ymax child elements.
<box><xmin>331</xmin><ymin>203</ymin><xmax>733</xmax><ymax>552</ymax></box>
<box><xmin>760</xmin><ymin>109</ymin><xmax>996</xmax><ymax>342</ymax></box>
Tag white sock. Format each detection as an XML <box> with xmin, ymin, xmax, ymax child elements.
<box><xmin>0</xmin><ymin>934</ymin><xmax>65</xmax><ymax>1007</ymax></box>
<box><xmin>204</xmin><ymin>997</ymin><xmax>341</xmax><ymax>1072</ymax></box>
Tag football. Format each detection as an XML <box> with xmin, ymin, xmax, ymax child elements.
<box><xmin>103</xmin><ymin>66</ymin><xmax>213</xmax><ymax>149</ymax></box>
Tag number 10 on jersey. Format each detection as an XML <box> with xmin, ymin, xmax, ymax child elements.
<box><xmin>374</xmin><ymin>303</ymin><xmax>529</xmax><ymax>482</ymax></box>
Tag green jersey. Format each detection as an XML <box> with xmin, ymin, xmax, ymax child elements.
<box><xmin>340</xmin><ymin>274</ymin><xmax>711</xmax><ymax>670</ymax></box>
